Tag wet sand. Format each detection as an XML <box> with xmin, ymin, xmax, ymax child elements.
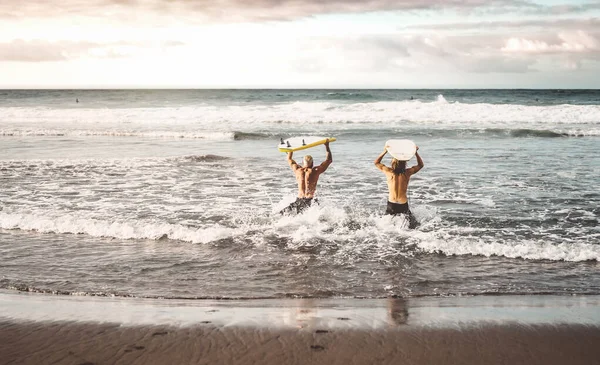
<box><xmin>3</xmin><ymin>321</ymin><xmax>600</xmax><ymax>365</ymax></box>
<box><xmin>2</xmin><ymin>292</ymin><xmax>600</xmax><ymax>364</ymax></box>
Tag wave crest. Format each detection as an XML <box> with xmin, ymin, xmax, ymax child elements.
<box><xmin>2</xmin><ymin>101</ymin><xmax>599</xmax><ymax>130</ymax></box>
<box><xmin>181</xmin><ymin>154</ymin><xmax>231</xmax><ymax>162</ymax></box>
<box><xmin>1</xmin><ymin>207</ymin><xmax>598</xmax><ymax>262</ymax></box>
<box><xmin>0</xmin><ymin>129</ymin><xmax>276</xmax><ymax>140</ymax></box>
<box><xmin>0</xmin><ymin>212</ymin><xmax>241</xmax><ymax>244</ymax></box>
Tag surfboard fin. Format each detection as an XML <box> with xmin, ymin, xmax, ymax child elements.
<box><xmin>280</xmin><ymin>138</ymin><xmax>284</xmax><ymax>145</ymax></box>
<box><xmin>302</xmin><ymin>139</ymin><xmax>306</xmax><ymax>146</ymax></box>
<box><xmin>286</xmin><ymin>141</ymin><xmax>291</xmax><ymax>147</ymax></box>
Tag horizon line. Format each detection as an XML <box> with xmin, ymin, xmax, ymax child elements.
<box><xmin>2</xmin><ymin>87</ymin><xmax>599</xmax><ymax>91</ymax></box>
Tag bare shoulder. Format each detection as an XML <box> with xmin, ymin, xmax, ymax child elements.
<box><xmin>289</xmin><ymin>160</ymin><xmax>300</xmax><ymax>171</ymax></box>
<box><xmin>315</xmin><ymin>159</ymin><xmax>332</xmax><ymax>173</ymax></box>
<box><xmin>375</xmin><ymin>163</ymin><xmax>392</xmax><ymax>173</ymax></box>
<box><xmin>407</xmin><ymin>165</ymin><xmax>422</xmax><ymax>175</ymax></box>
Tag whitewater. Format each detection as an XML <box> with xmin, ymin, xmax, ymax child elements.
<box><xmin>1</xmin><ymin>89</ymin><xmax>599</xmax><ymax>299</ymax></box>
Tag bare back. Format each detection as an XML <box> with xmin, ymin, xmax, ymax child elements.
<box><xmin>287</xmin><ymin>143</ymin><xmax>333</xmax><ymax>199</ymax></box>
<box><xmin>374</xmin><ymin>149</ymin><xmax>424</xmax><ymax>204</ymax></box>
<box><xmin>384</xmin><ymin>170</ymin><xmax>412</xmax><ymax>203</ymax></box>
<box><xmin>295</xmin><ymin>167</ymin><xmax>324</xmax><ymax>198</ymax></box>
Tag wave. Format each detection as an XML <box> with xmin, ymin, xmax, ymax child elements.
<box><xmin>233</xmin><ymin>131</ymin><xmax>274</xmax><ymax>140</ymax></box>
<box><xmin>483</xmin><ymin>128</ymin><xmax>590</xmax><ymax>138</ymax></box>
<box><xmin>323</xmin><ymin>91</ymin><xmax>376</xmax><ymax>100</ymax></box>
<box><xmin>509</xmin><ymin>129</ymin><xmax>567</xmax><ymax>138</ymax></box>
<box><xmin>1</xmin><ymin>126</ymin><xmax>597</xmax><ymax>142</ymax></box>
<box><xmin>1</xmin><ymin>101</ymin><xmax>598</xmax><ymax>131</ymax></box>
<box><xmin>0</xmin><ymin>129</ymin><xmax>275</xmax><ymax>140</ymax></box>
<box><xmin>180</xmin><ymin>154</ymin><xmax>231</xmax><ymax>162</ymax></box>
<box><xmin>415</xmin><ymin>232</ymin><xmax>600</xmax><ymax>262</ymax></box>
<box><xmin>0</xmin><ymin>211</ymin><xmax>242</xmax><ymax>244</ymax></box>
<box><xmin>1</xmin><ymin>206</ymin><xmax>598</xmax><ymax>262</ymax></box>
<box><xmin>338</xmin><ymin>127</ymin><xmax>597</xmax><ymax>138</ymax></box>
<box><xmin>485</xmin><ymin>128</ymin><xmax>596</xmax><ymax>137</ymax></box>
<box><xmin>0</xmin><ymin>154</ymin><xmax>234</xmax><ymax>170</ymax></box>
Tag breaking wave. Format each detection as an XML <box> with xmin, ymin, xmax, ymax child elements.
<box><xmin>0</xmin><ymin>211</ymin><xmax>242</xmax><ymax>244</ymax></box>
<box><xmin>1</xmin><ymin>207</ymin><xmax>598</xmax><ymax>262</ymax></box>
<box><xmin>0</xmin><ymin>129</ymin><xmax>274</xmax><ymax>140</ymax></box>
<box><xmin>1</xmin><ymin>127</ymin><xmax>597</xmax><ymax>142</ymax></box>
<box><xmin>1</xmin><ymin>100</ymin><xmax>598</xmax><ymax>130</ymax></box>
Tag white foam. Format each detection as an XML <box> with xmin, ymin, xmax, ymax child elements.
<box><xmin>414</xmin><ymin>230</ymin><xmax>600</xmax><ymax>262</ymax></box>
<box><xmin>1</xmin><ymin>101</ymin><xmax>598</xmax><ymax>137</ymax></box>
<box><xmin>1</xmin><ymin>196</ymin><xmax>598</xmax><ymax>262</ymax></box>
<box><xmin>556</xmin><ymin>129</ymin><xmax>600</xmax><ymax>137</ymax></box>
<box><xmin>0</xmin><ymin>212</ymin><xmax>241</xmax><ymax>244</ymax></box>
<box><xmin>0</xmin><ymin>129</ymin><xmax>237</xmax><ymax>140</ymax></box>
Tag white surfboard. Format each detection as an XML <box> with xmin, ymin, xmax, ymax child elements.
<box><xmin>278</xmin><ymin>136</ymin><xmax>336</xmax><ymax>153</ymax></box>
<box><xmin>386</xmin><ymin>139</ymin><xmax>416</xmax><ymax>161</ymax></box>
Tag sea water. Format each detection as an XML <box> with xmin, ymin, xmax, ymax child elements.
<box><xmin>0</xmin><ymin>89</ymin><xmax>599</xmax><ymax>299</ymax></box>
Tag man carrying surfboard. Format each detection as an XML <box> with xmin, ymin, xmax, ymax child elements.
<box><xmin>281</xmin><ymin>139</ymin><xmax>333</xmax><ymax>215</ymax></box>
<box><xmin>374</xmin><ymin>144</ymin><xmax>424</xmax><ymax>228</ymax></box>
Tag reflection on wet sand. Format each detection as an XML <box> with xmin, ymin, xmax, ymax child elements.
<box><xmin>290</xmin><ymin>299</ymin><xmax>318</xmax><ymax>329</ymax></box>
<box><xmin>388</xmin><ymin>298</ymin><xmax>409</xmax><ymax>326</ymax></box>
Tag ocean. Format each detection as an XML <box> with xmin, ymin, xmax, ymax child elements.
<box><xmin>0</xmin><ymin>89</ymin><xmax>599</xmax><ymax>299</ymax></box>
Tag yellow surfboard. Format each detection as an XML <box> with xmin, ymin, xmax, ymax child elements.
<box><xmin>278</xmin><ymin>136</ymin><xmax>336</xmax><ymax>153</ymax></box>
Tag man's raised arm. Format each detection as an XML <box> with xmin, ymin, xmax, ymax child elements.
<box><xmin>287</xmin><ymin>151</ymin><xmax>299</xmax><ymax>171</ymax></box>
<box><xmin>408</xmin><ymin>147</ymin><xmax>424</xmax><ymax>175</ymax></box>
<box><xmin>317</xmin><ymin>139</ymin><xmax>333</xmax><ymax>172</ymax></box>
<box><xmin>374</xmin><ymin>149</ymin><xmax>390</xmax><ymax>172</ymax></box>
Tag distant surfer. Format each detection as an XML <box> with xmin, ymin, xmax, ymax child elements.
<box><xmin>374</xmin><ymin>146</ymin><xmax>424</xmax><ymax>228</ymax></box>
<box><xmin>281</xmin><ymin>139</ymin><xmax>333</xmax><ymax>215</ymax></box>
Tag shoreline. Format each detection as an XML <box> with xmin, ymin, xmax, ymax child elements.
<box><xmin>2</xmin><ymin>291</ymin><xmax>600</xmax><ymax>364</ymax></box>
<box><xmin>2</xmin><ymin>290</ymin><xmax>600</xmax><ymax>327</ymax></box>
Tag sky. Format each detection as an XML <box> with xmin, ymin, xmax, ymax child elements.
<box><xmin>1</xmin><ymin>0</ymin><xmax>600</xmax><ymax>88</ymax></box>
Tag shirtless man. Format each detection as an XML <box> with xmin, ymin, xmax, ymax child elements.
<box><xmin>374</xmin><ymin>146</ymin><xmax>424</xmax><ymax>228</ymax></box>
<box><xmin>280</xmin><ymin>140</ymin><xmax>333</xmax><ymax>215</ymax></box>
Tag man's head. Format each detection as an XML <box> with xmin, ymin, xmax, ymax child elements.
<box><xmin>303</xmin><ymin>155</ymin><xmax>313</xmax><ymax>168</ymax></box>
<box><xmin>391</xmin><ymin>158</ymin><xmax>406</xmax><ymax>174</ymax></box>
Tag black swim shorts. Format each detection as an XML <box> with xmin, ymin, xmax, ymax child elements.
<box><xmin>385</xmin><ymin>201</ymin><xmax>419</xmax><ymax>229</ymax></box>
<box><xmin>280</xmin><ymin>198</ymin><xmax>317</xmax><ymax>215</ymax></box>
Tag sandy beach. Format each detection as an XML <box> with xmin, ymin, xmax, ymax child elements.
<box><xmin>2</xmin><ymin>292</ymin><xmax>600</xmax><ymax>365</ymax></box>
<box><xmin>3</xmin><ymin>320</ymin><xmax>600</xmax><ymax>365</ymax></box>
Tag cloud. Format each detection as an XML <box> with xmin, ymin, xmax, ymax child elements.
<box><xmin>287</xmin><ymin>33</ymin><xmax>539</xmax><ymax>74</ymax></box>
<box><xmin>399</xmin><ymin>17</ymin><xmax>600</xmax><ymax>70</ymax></box>
<box><xmin>3</xmin><ymin>0</ymin><xmax>599</xmax><ymax>84</ymax></box>
<box><xmin>496</xmin><ymin>31</ymin><xmax>600</xmax><ymax>72</ymax></box>
<box><xmin>0</xmin><ymin>39</ymin><xmax>185</xmax><ymax>62</ymax></box>
<box><xmin>502</xmin><ymin>31</ymin><xmax>600</xmax><ymax>54</ymax></box>
<box><xmin>0</xmin><ymin>0</ymin><xmax>538</xmax><ymax>22</ymax></box>
<box><xmin>409</xmin><ymin>35</ymin><xmax>537</xmax><ymax>73</ymax></box>
<box><xmin>562</xmin><ymin>59</ymin><xmax>581</xmax><ymax>70</ymax></box>
<box><xmin>545</xmin><ymin>2</ymin><xmax>600</xmax><ymax>15</ymax></box>
<box><xmin>399</xmin><ymin>18</ymin><xmax>600</xmax><ymax>32</ymax></box>
<box><xmin>0</xmin><ymin>40</ymin><xmax>92</xmax><ymax>62</ymax></box>
<box><xmin>457</xmin><ymin>55</ymin><xmax>536</xmax><ymax>73</ymax></box>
